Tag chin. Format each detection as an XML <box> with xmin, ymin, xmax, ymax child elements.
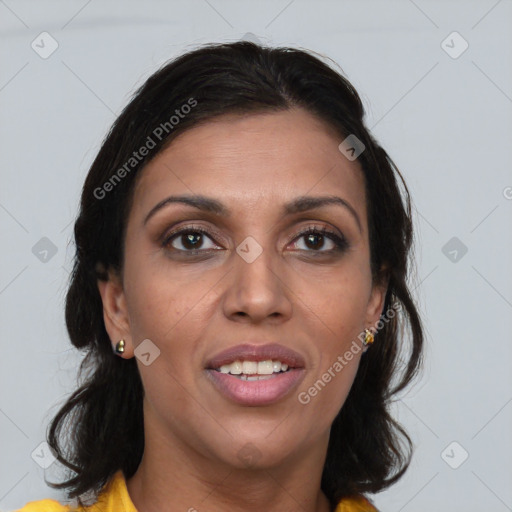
<box><xmin>217</xmin><ymin>435</ymin><xmax>299</xmax><ymax>471</ymax></box>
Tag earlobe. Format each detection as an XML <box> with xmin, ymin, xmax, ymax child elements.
<box><xmin>96</xmin><ymin>269</ymin><xmax>134</xmax><ymax>358</ymax></box>
<box><xmin>362</xmin><ymin>281</ymin><xmax>387</xmax><ymax>354</ymax></box>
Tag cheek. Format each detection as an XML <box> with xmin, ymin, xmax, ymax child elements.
<box><xmin>124</xmin><ymin>272</ymin><xmax>209</xmax><ymax>408</ymax></box>
<box><xmin>123</xmin><ymin>259</ymin><xmax>208</xmax><ymax>338</ymax></box>
<box><xmin>293</xmin><ymin>263</ymin><xmax>370</xmax><ymax>413</ymax></box>
<box><xmin>297</xmin><ymin>262</ymin><xmax>371</xmax><ymax>337</ymax></box>
<box><xmin>123</xmin><ymin>264</ymin><xmax>223</xmax><ymax>392</ymax></box>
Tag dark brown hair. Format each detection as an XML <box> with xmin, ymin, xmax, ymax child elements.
<box><xmin>47</xmin><ymin>41</ymin><xmax>424</xmax><ymax>511</ymax></box>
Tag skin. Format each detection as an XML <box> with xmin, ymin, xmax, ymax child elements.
<box><xmin>97</xmin><ymin>108</ymin><xmax>387</xmax><ymax>512</ymax></box>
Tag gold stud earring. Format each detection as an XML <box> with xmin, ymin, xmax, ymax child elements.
<box><xmin>115</xmin><ymin>339</ymin><xmax>125</xmax><ymax>354</ymax></box>
<box><xmin>363</xmin><ymin>329</ymin><xmax>374</xmax><ymax>346</ymax></box>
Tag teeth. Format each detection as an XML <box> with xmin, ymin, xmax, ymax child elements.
<box><xmin>258</xmin><ymin>360</ymin><xmax>274</xmax><ymax>375</ymax></box>
<box><xmin>216</xmin><ymin>360</ymin><xmax>290</xmax><ymax>376</ymax></box>
<box><xmin>245</xmin><ymin>374</ymin><xmax>274</xmax><ymax>381</ymax></box>
<box><xmin>230</xmin><ymin>361</ymin><xmax>242</xmax><ymax>375</ymax></box>
<box><xmin>242</xmin><ymin>361</ymin><xmax>258</xmax><ymax>375</ymax></box>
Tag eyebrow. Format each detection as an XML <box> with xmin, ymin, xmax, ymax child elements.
<box><xmin>143</xmin><ymin>194</ymin><xmax>362</xmax><ymax>232</ymax></box>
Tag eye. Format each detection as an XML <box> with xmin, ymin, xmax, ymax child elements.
<box><xmin>162</xmin><ymin>226</ymin><xmax>222</xmax><ymax>253</ymax></box>
<box><xmin>289</xmin><ymin>226</ymin><xmax>348</xmax><ymax>253</ymax></box>
<box><xmin>161</xmin><ymin>224</ymin><xmax>348</xmax><ymax>256</ymax></box>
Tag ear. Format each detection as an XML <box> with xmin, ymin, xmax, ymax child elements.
<box><xmin>97</xmin><ymin>268</ymin><xmax>134</xmax><ymax>358</ymax></box>
<box><xmin>365</xmin><ymin>269</ymin><xmax>390</xmax><ymax>329</ymax></box>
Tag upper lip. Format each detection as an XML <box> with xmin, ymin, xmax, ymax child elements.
<box><xmin>206</xmin><ymin>343</ymin><xmax>306</xmax><ymax>369</ymax></box>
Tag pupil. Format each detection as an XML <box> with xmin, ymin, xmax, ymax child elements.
<box><xmin>183</xmin><ymin>233</ymin><xmax>202</xmax><ymax>249</ymax></box>
<box><xmin>305</xmin><ymin>233</ymin><xmax>323</xmax><ymax>249</ymax></box>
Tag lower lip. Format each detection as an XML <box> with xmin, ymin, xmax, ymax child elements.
<box><xmin>205</xmin><ymin>369</ymin><xmax>305</xmax><ymax>406</ymax></box>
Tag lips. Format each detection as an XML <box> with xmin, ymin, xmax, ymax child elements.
<box><xmin>204</xmin><ymin>343</ymin><xmax>306</xmax><ymax>406</ymax></box>
<box><xmin>206</xmin><ymin>343</ymin><xmax>306</xmax><ymax>370</ymax></box>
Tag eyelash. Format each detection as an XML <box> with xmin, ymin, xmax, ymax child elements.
<box><xmin>161</xmin><ymin>224</ymin><xmax>349</xmax><ymax>256</ymax></box>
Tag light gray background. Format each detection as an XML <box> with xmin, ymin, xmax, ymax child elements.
<box><xmin>1</xmin><ymin>1</ymin><xmax>511</xmax><ymax>511</ymax></box>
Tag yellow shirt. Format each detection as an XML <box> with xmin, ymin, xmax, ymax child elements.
<box><xmin>16</xmin><ymin>470</ymin><xmax>377</xmax><ymax>511</ymax></box>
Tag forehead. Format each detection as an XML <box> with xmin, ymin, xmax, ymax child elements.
<box><xmin>130</xmin><ymin>108</ymin><xmax>367</xmax><ymax>225</ymax></box>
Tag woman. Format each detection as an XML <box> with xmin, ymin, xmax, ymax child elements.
<box><xmin>17</xmin><ymin>41</ymin><xmax>423</xmax><ymax>512</ymax></box>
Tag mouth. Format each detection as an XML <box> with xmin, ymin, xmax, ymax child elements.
<box><xmin>213</xmin><ymin>359</ymin><xmax>292</xmax><ymax>380</ymax></box>
<box><xmin>205</xmin><ymin>343</ymin><xmax>306</xmax><ymax>406</ymax></box>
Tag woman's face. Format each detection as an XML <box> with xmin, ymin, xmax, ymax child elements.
<box><xmin>99</xmin><ymin>108</ymin><xmax>386</xmax><ymax>470</ymax></box>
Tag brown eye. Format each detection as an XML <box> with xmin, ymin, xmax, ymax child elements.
<box><xmin>163</xmin><ymin>227</ymin><xmax>221</xmax><ymax>253</ymax></box>
<box><xmin>289</xmin><ymin>227</ymin><xmax>348</xmax><ymax>253</ymax></box>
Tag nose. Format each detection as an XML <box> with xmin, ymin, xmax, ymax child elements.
<box><xmin>222</xmin><ymin>241</ymin><xmax>293</xmax><ymax>324</ymax></box>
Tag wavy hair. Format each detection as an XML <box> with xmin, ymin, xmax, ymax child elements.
<box><xmin>47</xmin><ymin>41</ymin><xmax>424</xmax><ymax>511</ymax></box>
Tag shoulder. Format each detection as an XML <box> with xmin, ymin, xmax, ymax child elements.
<box><xmin>14</xmin><ymin>498</ymin><xmax>71</xmax><ymax>511</ymax></box>
<box><xmin>15</xmin><ymin>470</ymin><xmax>136</xmax><ymax>512</ymax></box>
<box><xmin>335</xmin><ymin>494</ymin><xmax>379</xmax><ymax>512</ymax></box>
